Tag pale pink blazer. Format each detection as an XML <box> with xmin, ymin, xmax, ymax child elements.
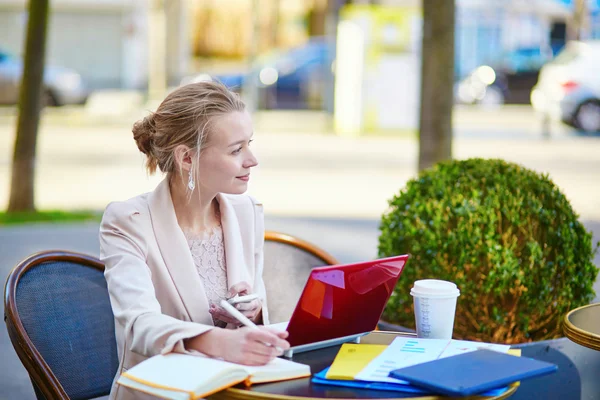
<box><xmin>99</xmin><ymin>179</ymin><xmax>269</xmax><ymax>400</ymax></box>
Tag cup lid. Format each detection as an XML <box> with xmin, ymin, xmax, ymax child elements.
<box><xmin>410</xmin><ymin>279</ymin><xmax>460</xmax><ymax>298</ymax></box>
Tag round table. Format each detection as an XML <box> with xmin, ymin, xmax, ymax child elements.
<box><xmin>208</xmin><ymin>332</ymin><xmax>518</xmax><ymax>400</ymax></box>
<box><xmin>564</xmin><ymin>302</ymin><xmax>600</xmax><ymax>351</ymax></box>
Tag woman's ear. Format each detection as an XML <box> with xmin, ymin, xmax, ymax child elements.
<box><xmin>174</xmin><ymin>145</ymin><xmax>194</xmax><ymax>172</ymax></box>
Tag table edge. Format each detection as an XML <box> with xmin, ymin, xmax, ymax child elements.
<box><xmin>563</xmin><ymin>303</ymin><xmax>600</xmax><ymax>351</ymax></box>
<box><xmin>211</xmin><ymin>381</ymin><xmax>519</xmax><ymax>400</ymax></box>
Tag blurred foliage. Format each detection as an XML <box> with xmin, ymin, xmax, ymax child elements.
<box><xmin>379</xmin><ymin>158</ymin><xmax>599</xmax><ymax>344</ymax></box>
<box><xmin>0</xmin><ymin>210</ymin><xmax>101</xmax><ymax>225</ymax></box>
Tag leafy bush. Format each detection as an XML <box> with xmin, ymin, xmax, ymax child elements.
<box><xmin>379</xmin><ymin>158</ymin><xmax>598</xmax><ymax>343</ymax></box>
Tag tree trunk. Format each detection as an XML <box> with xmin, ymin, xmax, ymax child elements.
<box><xmin>270</xmin><ymin>0</ymin><xmax>280</xmax><ymax>47</ymax></box>
<box><xmin>308</xmin><ymin>0</ymin><xmax>327</xmax><ymax>37</ymax></box>
<box><xmin>418</xmin><ymin>0</ymin><xmax>455</xmax><ymax>172</ymax></box>
<box><xmin>569</xmin><ymin>0</ymin><xmax>587</xmax><ymax>41</ymax></box>
<box><xmin>7</xmin><ymin>0</ymin><xmax>49</xmax><ymax>212</ymax></box>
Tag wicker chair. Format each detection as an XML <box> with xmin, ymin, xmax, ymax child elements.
<box><xmin>4</xmin><ymin>251</ymin><xmax>119</xmax><ymax>400</ymax></box>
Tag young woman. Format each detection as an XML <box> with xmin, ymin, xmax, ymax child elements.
<box><xmin>100</xmin><ymin>81</ymin><xmax>289</xmax><ymax>400</ymax></box>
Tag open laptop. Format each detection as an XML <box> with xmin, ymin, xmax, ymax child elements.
<box><xmin>270</xmin><ymin>254</ymin><xmax>409</xmax><ymax>357</ymax></box>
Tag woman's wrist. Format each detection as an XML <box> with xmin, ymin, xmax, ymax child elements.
<box><xmin>184</xmin><ymin>328</ymin><xmax>226</xmax><ymax>357</ymax></box>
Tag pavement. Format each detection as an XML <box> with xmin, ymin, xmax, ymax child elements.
<box><xmin>0</xmin><ymin>104</ymin><xmax>597</xmax><ymax>218</ymax></box>
<box><xmin>0</xmin><ymin>104</ymin><xmax>599</xmax><ymax>399</ymax></box>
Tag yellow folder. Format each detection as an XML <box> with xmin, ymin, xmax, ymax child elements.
<box><xmin>325</xmin><ymin>343</ymin><xmax>388</xmax><ymax>380</ymax></box>
<box><xmin>508</xmin><ymin>349</ymin><xmax>521</xmax><ymax>356</ymax></box>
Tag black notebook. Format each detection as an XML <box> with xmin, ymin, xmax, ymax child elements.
<box><xmin>389</xmin><ymin>349</ymin><xmax>558</xmax><ymax>397</ymax></box>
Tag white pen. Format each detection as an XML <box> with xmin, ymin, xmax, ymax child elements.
<box><xmin>219</xmin><ymin>299</ymin><xmax>284</xmax><ymax>353</ymax></box>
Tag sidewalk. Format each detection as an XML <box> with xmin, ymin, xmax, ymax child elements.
<box><xmin>0</xmin><ymin>105</ymin><xmax>595</xmax><ymax>217</ymax></box>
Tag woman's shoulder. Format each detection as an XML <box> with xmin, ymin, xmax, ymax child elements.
<box><xmin>100</xmin><ymin>193</ymin><xmax>156</xmax><ymax>256</ymax></box>
<box><xmin>102</xmin><ymin>192</ymin><xmax>151</xmax><ymax>225</ymax></box>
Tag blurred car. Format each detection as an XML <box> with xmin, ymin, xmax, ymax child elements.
<box><xmin>531</xmin><ymin>40</ymin><xmax>600</xmax><ymax>133</ymax></box>
<box><xmin>456</xmin><ymin>47</ymin><xmax>552</xmax><ymax>106</ymax></box>
<box><xmin>0</xmin><ymin>49</ymin><xmax>88</xmax><ymax>106</ymax></box>
<box><xmin>181</xmin><ymin>37</ymin><xmax>333</xmax><ymax>109</ymax></box>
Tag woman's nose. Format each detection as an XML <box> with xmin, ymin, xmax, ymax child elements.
<box><xmin>244</xmin><ymin>149</ymin><xmax>258</xmax><ymax>168</ymax></box>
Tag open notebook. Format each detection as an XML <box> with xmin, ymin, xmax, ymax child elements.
<box><xmin>118</xmin><ymin>353</ymin><xmax>311</xmax><ymax>400</ymax></box>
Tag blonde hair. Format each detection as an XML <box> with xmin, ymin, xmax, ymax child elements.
<box><xmin>132</xmin><ymin>81</ymin><xmax>246</xmax><ymax>176</ymax></box>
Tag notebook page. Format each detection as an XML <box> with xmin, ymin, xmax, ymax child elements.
<box><xmin>117</xmin><ymin>376</ymin><xmax>190</xmax><ymax>400</ymax></box>
<box><xmin>245</xmin><ymin>357</ymin><xmax>311</xmax><ymax>383</ymax></box>
<box><xmin>120</xmin><ymin>353</ymin><xmax>246</xmax><ymax>393</ymax></box>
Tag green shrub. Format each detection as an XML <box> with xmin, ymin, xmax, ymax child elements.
<box><xmin>379</xmin><ymin>158</ymin><xmax>598</xmax><ymax>343</ymax></box>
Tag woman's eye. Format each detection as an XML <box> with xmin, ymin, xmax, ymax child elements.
<box><xmin>232</xmin><ymin>140</ymin><xmax>252</xmax><ymax>155</ymax></box>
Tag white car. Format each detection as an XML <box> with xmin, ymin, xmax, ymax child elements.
<box><xmin>531</xmin><ymin>40</ymin><xmax>600</xmax><ymax>133</ymax></box>
<box><xmin>0</xmin><ymin>49</ymin><xmax>88</xmax><ymax>106</ymax></box>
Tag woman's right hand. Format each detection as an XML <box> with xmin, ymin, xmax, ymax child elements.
<box><xmin>187</xmin><ymin>326</ymin><xmax>290</xmax><ymax>366</ymax></box>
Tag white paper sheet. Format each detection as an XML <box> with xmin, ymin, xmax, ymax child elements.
<box><xmin>354</xmin><ymin>337</ymin><xmax>510</xmax><ymax>384</ymax></box>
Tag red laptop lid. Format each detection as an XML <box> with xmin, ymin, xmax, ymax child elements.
<box><xmin>285</xmin><ymin>254</ymin><xmax>409</xmax><ymax>347</ymax></box>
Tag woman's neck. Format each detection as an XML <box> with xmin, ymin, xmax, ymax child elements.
<box><xmin>169</xmin><ymin>176</ymin><xmax>219</xmax><ymax>236</ymax></box>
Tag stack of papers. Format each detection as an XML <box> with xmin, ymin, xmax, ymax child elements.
<box><xmin>312</xmin><ymin>337</ymin><xmax>513</xmax><ymax>395</ymax></box>
<box><xmin>356</xmin><ymin>337</ymin><xmax>511</xmax><ymax>384</ymax></box>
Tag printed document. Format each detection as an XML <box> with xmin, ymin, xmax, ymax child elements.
<box><xmin>355</xmin><ymin>337</ymin><xmax>510</xmax><ymax>384</ymax></box>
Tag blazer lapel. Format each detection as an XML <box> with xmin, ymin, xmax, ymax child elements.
<box><xmin>217</xmin><ymin>193</ymin><xmax>252</xmax><ymax>291</ymax></box>
<box><xmin>148</xmin><ymin>179</ymin><xmax>213</xmax><ymax>325</ymax></box>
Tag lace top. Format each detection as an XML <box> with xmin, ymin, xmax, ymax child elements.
<box><xmin>185</xmin><ymin>225</ymin><xmax>228</xmax><ymax>327</ymax></box>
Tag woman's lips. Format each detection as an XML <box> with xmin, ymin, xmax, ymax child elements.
<box><xmin>236</xmin><ymin>174</ymin><xmax>250</xmax><ymax>182</ymax></box>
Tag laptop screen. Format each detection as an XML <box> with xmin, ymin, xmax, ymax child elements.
<box><xmin>285</xmin><ymin>254</ymin><xmax>409</xmax><ymax>347</ymax></box>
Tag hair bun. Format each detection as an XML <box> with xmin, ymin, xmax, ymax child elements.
<box><xmin>132</xmin><ymin>114</ymin><xmax>156</xmax><ymax>156</ymax></box>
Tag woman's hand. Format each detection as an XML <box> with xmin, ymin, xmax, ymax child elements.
<box><xmin>210</xmin><ymin>282</ymin><xmax>262</xmax><ymax>325</ymax></box>
<box><xmin>187</xmin><ymin>327</ymin><xmax>290</xmax><ymax>366</ymax></box>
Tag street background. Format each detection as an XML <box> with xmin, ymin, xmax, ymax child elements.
<box><xmin>1</xmin><ymin>104</ymin><xmax>599</xmax><ymax>398</ymax></box>
<box><xmin>2</xmin><ymin>0</ymin><xmax>600</xmax><ymax>398</ymax></box>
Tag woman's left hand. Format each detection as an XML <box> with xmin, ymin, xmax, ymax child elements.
<box><xmin>210</xmin><ymin>282</ymin><xmax>262</xmax><ymax>325</ymax></box>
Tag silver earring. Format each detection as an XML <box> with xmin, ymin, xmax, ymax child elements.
<box><xmin>187</xmin><ymin>170</ymin><xmax>195</xmax><ymax>191</ymax></box>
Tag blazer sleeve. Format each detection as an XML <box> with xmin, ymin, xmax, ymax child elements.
<box><xmin>100</xmin><ymin>201</ymin><xmax>212</xmax><ymax>358</ymax></box>
<box><xmin>251</xmin><ymin>200</ymin><xmax>270</xmax><ymax>325</ymax></box>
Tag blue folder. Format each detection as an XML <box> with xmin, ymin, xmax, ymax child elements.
<box><xmin>389</xmin><ymin>349</ymin><xmax>558</xmax><ymax>397</ymax></box>
<box><xmin>311</xmin><ymin>367</ymin><xmax>509</xmax><ymax>396</ymax></box>
<box><xmin>312</xmin><ymin>368</ymin><xmax>427</xmax><ymax>394</ymax></box>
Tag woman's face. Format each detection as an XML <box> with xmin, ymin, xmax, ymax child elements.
<box><xmin>196</xmin><ymin>110</ymin><xmax>258</xmax><ymax>196</ymax></box>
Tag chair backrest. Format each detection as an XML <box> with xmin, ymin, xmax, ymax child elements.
<box><xmin>263</xmin><ymin>231</ymin><xmax>338</xmax><ymax>323</ymax></box>
<box><xmin>4</xmin><ymin>251</ymin><xmax>119</xmax><ymax>400</ymax></box>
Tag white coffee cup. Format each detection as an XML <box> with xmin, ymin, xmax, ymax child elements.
<box><xmin>411</xmin><ymin>279</ymin><xmax>460</xmax><ymax>339</ymax></box>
